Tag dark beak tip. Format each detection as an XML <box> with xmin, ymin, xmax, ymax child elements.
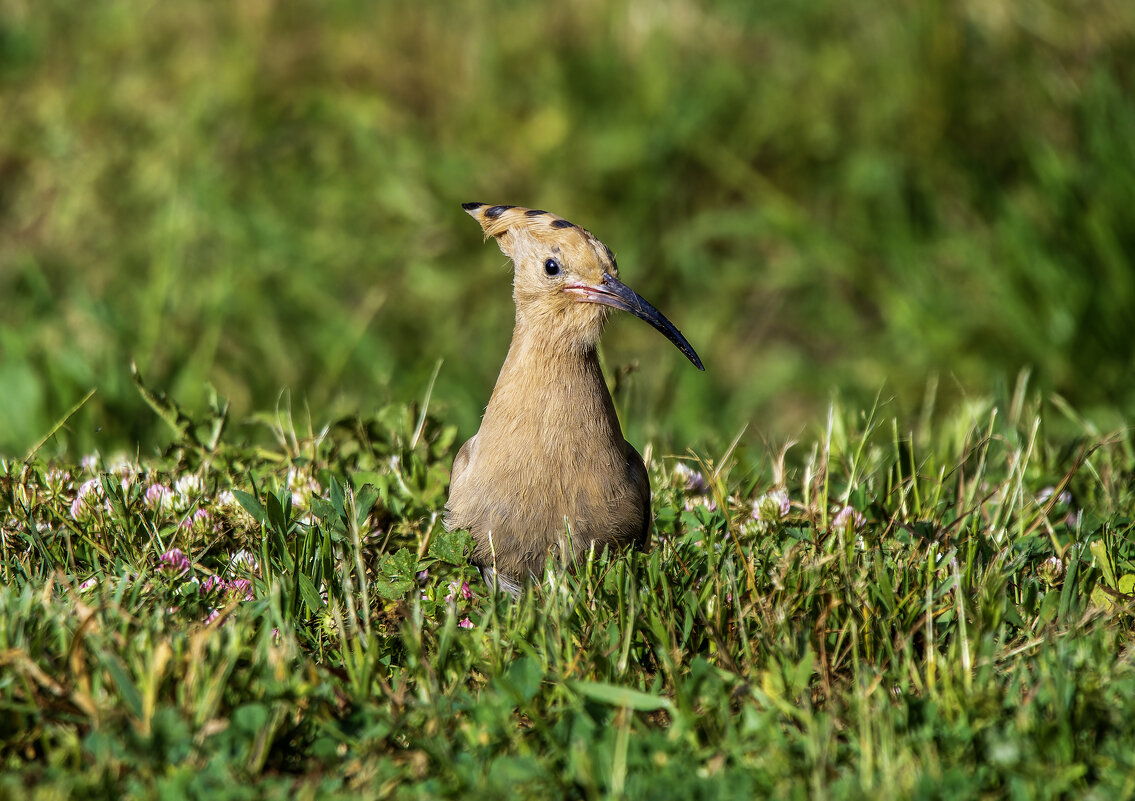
<box><xmin>590</xmin><ymin>272</ymin><xmax>704</xmax><ymax>372</ymax></box>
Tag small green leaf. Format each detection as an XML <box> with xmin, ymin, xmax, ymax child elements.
<box><xmin>1091</xmin><ymin>586</ymin><xmax>1113</xmax><ymax>610</ymax></box>
<box><xmin>233</xmin><ymin>490</ymin><xmax>267</xmax><ymax>525</ymax></box>
<box><xmin>103</xmin><ymin>654</ymin><xmax>143</xmax><ymax>719</ymax></box>
<box><xmin>297</xmin><ymin>572</ymin><xmax>325</xmax><ymax>613</ymax></box>
<box><xmin>1059</xmin><ymin>544</ymin><xmax>1084</xmax><ymax>620</ymax></box>
<box><xmin>352</xmin><ymin>471</ymin><xmax>386</xmax><ymax>489</ymax></box>
<box><xmin>266</xmin><ymin>491</ymin><xmax>288</xmax><ymax>534</ymax></box>
<box><xmin>373</xmin><ymin>547</ymin><xmax>419</xmax><ymax>600</ymax></box>
<box><xmin>428</xmin><ymin>527</ymin><xmax>472</xmax><ymax>566</ymax></box>
<box><xmin>354</xmin><ymin>484</ymin><xmax>380</xmax><ymax>527</ymax></box>
<box><xmin>567</xmin><ymin>680</ymin><xmax>672</xmax><ymax>711</ymax></box>
<box><xmin>791</xmin><ymin>650</ymin><xmax>815</xmax><ymax>696</ymax></box>
<box><xmin>310</xmin><ymin>736</ymin><xmax>339</xmax><ymax>763</ymax></box>
<box><xmin>432</xmin><ymin>424</ymin><xmax>457</xmax><ymax>456</ymax></box>
<box><xmin>233</xmin><ymin>702</ymin><xmax>270</xmax><ymax>733</ymax></box>
<box><xmin>499</xmin><ymin>657</ymin><xmax>543</xmax><ymax>704</ymax></box>
<box><xmin>329</xmin><ymin>476</ymin><xmax>345</xmax><ymax>519</ymax></box>
<box><xmin>1090</xmin><ymin>540</ymin><xmax>1116</xmax><ymax>587</ymax></box>
<box><xmin>488</xmin><ymin>756</ymin><xmax>543</xmax><ymax>785</ymax></box>
<box><xmin>310</xmin><ymin>497</ymin><xmax>340</xmax><ymax>528</ymax></box>
<box><xmin>373</xmin><ymin>575</ymin><xmax>415</xmax><ymax>600</ymax></box>
<box><xmin>387</xmin><ymin>547</ymin><xmax>418</xmax><ymax>575</ymax></box>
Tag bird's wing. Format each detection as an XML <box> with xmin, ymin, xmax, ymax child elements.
<box><xmin>444</xmin><ymin>435</ymin><xmax>477</xmax><ymax>532</ymax></box>
<box><xmin>450</xmin><ymin>434</ymin><xmax>476</xmax><ymax>488</ymax></box>
<box><xmin>626</xmin><ymin>443</ymin><xmax>652</xmax><ymax>546</ymax></box>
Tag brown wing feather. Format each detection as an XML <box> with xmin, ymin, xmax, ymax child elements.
<box><xmin>444</xmin><ymin>435</ymin><xmax>476</xmax><ymax>531</ymax></box>
<box><xmin>626</xmin><ymin>442</ymin><xmax>652</xmax><ymax>548</ymax></box>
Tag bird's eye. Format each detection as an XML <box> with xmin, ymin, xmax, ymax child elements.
<box><xmin>544</xmin><ymin>258</ymin><xmax>561</xmax><ymax>277</ymax></box>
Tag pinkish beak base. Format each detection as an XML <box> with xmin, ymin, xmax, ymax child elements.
<box><xmin>564</xmin><ymin>273</ymin><xmax>704</xmax><ymax>370</ymax></box>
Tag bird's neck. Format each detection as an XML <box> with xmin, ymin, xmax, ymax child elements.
<box><xmin>480</xmin><ymin>320</ymin><xmax>623</xmax><ymax>447</ymax></box>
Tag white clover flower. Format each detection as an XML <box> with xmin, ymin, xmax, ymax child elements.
<box><xmin>159</xmin><ymin>548</ymin><xmax>191</xmax><ymax>575</ymax></box>
<box><xmin>227</xmin><ymin>549</ymin><xmax>259</xmax><ymax>574</ymax></box>
<box><xmin>1038</xmin><ymin>555</ymin><xmax>1065</xmax><ymax>585</ymax></box>
<box><xmin>1037</xmin><ymin>486</ymin><xmax>1072</xmax><ymax>506</ymax></box>
<box><xmin>199</xmin><ymin>575</ymin><xmax>225</xmax><ymax>595</ymax></box>
<box><xmin>44</xmin><ymin>469</ymin><xmax>71</xmax><ymax>498</ymax></box>
<box><xmin>684</xmin><ymin>495</ymin><xmax>718</xmax><ymax>513</ymax></box>
<box><xmin>70</xmin><ymin>497</ymin><xmax>90</xmax><ymax>523</ymax></box>
<box><xmin>70</xmin><ymin>479</ymin><xmax>105</xmax><ymax>523</ymax></box>
<box><xmin>445</xmin><ymin>581</ymin><xmax>473</xmax><ymax>603</ymax></box>
<box><xmin>673</xmin><ymin>462</ymin><xmax>707</xmax><ymax>494</ymax></box>
<box><xmin>286</xmin><ymin>468</ymin><xmax>322</xmax><ymax>509</ymax></box>
<box><xmin>833</xmin><ymin>506</ymin><xmax>866</xmax><ymax>532</ymax></box>
<box><xmin>227</xmin><ymin>579</ymin><xmax>254</xmax><ymax>601</ymax></box>
<box><xmin>76</xmin><ymin>478</ymin><xmax>102</xmax><ymax>500</ymax></box>
<box><xmin>80</xmin><ymin>453</ymin><xmax>100</xmax><ymax>473</ymax></box>
<box><xmin>738</xmin><ymin>519</ymin><xmax>764</xmax><ymax>539</ymax></box>
<box><xmin>180</xmin><ymin>508</ymin><xmax>215</xmax><ymax>535</ymax></box>
<box><xmin>215</xmin><ymin>489</ymin><xmax>255</xmax><ymax>526</ymax></box>
<box><xmin>108</xmin><ymin>456</ymin><xmax>139</xmax><ymax>482</ymax></box>
<box><xmin>144</xmin><ymin>484</ymin><xmax>175</xmax><ymax>514</ymax></box>
<box><xmin>175</xmin><ymin>474</ymin><xmax>204</xmax><ymax>496</ymax></box>
<box><xmin>174</xmin><ymin>474</ymin><xmax>205</xmax><ymax>511</ymax></box>
<box><xmin>750</xmin><ymin>489</ymin><xmax>790</xmax><ymax>533</ymax></box>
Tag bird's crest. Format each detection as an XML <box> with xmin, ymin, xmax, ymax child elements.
<box><xmin>461</xmin><ymin>202</ymin><xmax>618</xmax><ymax>276</ymax></box>
<box><xmin>462</xmin><ymin>202</ymin><xmax>576</xmax><ymax>240</ymax></box>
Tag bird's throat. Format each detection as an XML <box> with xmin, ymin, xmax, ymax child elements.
<box><xmin>480</xmin><ymin>324</ymin><xmax>624</xmax><ymax>460</ymax></box>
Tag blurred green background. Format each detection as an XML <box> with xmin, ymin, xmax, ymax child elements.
<box><xmin>1</xmin><ymin>0</ymin><xmax>1133</xmax><ymax>456</ymax></box>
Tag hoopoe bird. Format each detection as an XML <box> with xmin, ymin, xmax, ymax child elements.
<box><xmin>445</xmin><ymin>203</ymin><xmax>703</xmax><ymax>594</ymax></box>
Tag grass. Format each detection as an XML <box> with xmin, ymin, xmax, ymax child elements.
<box><xmin>1</xmin><ymin>377</ymin><xmax>1133</xmax><ymax>799</ymax></box>
<box><xmin>3</xmin><ymin>2</ymin><xmax>1135</xmax><ymax>797</ymax></box>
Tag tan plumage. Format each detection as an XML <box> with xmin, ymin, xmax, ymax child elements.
<box><xmin>445</xmin><ymin>203</ymin><xmax>703</xmax><ymax>593</ymax></box>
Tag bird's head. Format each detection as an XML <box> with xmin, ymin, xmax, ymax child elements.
<box><xmin>462</xmin><ymin>202</ymin><xmax>703</xmax><ymax>370</ymax></box>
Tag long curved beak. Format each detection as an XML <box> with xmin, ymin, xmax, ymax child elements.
<box><xmin>565</xmin><ymin>273</ymin><xmax>704</xmax><ymax>370</ymax></box>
